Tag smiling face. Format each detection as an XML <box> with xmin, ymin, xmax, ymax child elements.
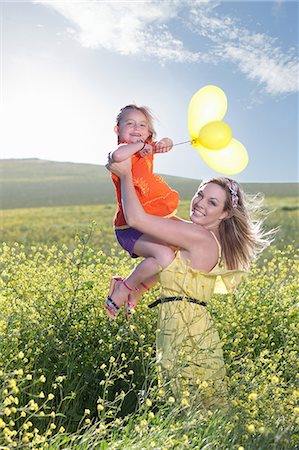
<box><xmin>190</xmin><ymin>182</ymin><xmax>228</xmax><ymax>228</ymax></box>
<box><xmin>115</xmin><ymin>109</ymin><xmax>151</xmax><ymax>144</ymax></box>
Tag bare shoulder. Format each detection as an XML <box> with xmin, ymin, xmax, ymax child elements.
<box><xmin>178</xmin><ymin>221</ymin><xmax>216</xmax><ymax>249</ymax></box>
<box><xmin>187</xmin><ymin>227</ymin><xmax>221</xmax><ymax>270</ymax></box>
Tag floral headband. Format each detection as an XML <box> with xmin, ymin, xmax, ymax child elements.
<box><xmin>226</xmin><ymin>179</ymin><xmax>239</xmax><ymax>209</ymax></box>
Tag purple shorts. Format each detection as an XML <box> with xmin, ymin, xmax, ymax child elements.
<box><xmin>114</xmin><ymin>227</ymin><xmax>143</xmax><ymax>258</ymax></box>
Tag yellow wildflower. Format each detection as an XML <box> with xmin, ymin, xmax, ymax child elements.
<box><xmin>247</xmin><ymin>424</ymin><xmax>255</xmax><ymax>433</ymax></box>
<box><xmin>181</xmin><ymin>398</ymin><xmax>190</xmax><ymax>407</ymax></box>
<box><xmin>146</xmin><ymin>398</ymin><xmax>152</xmax><ymax>407</ymax></box>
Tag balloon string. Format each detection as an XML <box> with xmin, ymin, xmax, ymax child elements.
<box><xmin>172</xmin><ymin>140</ymin><xmax>190</xmax><ymax>147</ymax></box>
<box><xmin>173</xmin><ymin>138</ymin><xmax>198</xmax><ymax>147</ymax></box>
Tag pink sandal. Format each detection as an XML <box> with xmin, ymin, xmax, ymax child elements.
<box><xmin>105</xmin><ymin>277</ymin><xmax>136</xmax><ymax>319</ymax></box>
<box><xmin>124</xmin><ymin>282</ymin><xmax>150</xmax><ymax>320</ymax></box>
<box><xmin>121</xmin><ymin>279</ymin><xmax>136</xmax><ymax>321</ymax></box>
<box><xmin>105</xmin><ymin>276</ymin><xmax>123</xmax><ymax>319</ymax></box>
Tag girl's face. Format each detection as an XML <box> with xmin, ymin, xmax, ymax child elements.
<box><xmin>190</xmin><ymin>182</ymin><xmax>228</xmax><ymax>228</ymax></box>
<box><xmin>115</xmin><ymin>110</ymin><xmax>151</xmax><ymax>144</ymax></box>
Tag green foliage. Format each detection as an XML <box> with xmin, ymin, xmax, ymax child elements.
<box><xmin>0</xmin><ymin>159</ymin><xmax>116</xmax><ymax>209</ymax></box>
<box><xmin>1</xmin><ymin>160</ymin><xmax>298</xmax><ymax>447</ymax></box>
<box><xmin>1</xmin><ymin>158</ymin><xmax>298</xmax><ymax>209</ymax></box>
<box><xmin>1</xmin><ymin>197</ymin><xmax>298</xmax><ymax>254</ymax></box>
<box><xmin>0</xmin><ymin>204</ymin><xmax>116</xmax><ymax>253</ymax></box>
<box><xmin>0</xmin><ymin>228</ymin><xmax>298</xmax><ymax>448</ymax></box>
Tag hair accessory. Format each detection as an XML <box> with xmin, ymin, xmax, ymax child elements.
<box><xmin>226</xmin><ymin>179</ymin><xmax>239</xmax><ymax>209</ymax></box>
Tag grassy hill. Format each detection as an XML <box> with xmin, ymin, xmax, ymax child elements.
<box><xmin>0</xmin><ymin>158</ymin><xmax>298</xmax><ymax>209</ymax></box>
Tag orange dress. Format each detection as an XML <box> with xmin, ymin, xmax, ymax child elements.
<box><xmin>112</xmin><ymin>152</ymin><xmax>179</xmax><ymax>229</ymax></box>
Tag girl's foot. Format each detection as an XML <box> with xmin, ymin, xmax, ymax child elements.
<box><xmin>124</xmin><ymin>282</ymin><xmax>149</xmax><ymax>320</ymax></box>
<box><xmin>105</xmin><ymin>277</ymin><xmax>135</xmax><ymax>319</ymax></box>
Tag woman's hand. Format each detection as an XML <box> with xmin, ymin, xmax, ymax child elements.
<box><xmin>105</xmin><ymin>153</ymin><xmax>132</xmax><ymax>178</ymax></box>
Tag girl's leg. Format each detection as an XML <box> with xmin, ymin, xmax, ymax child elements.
<box><xmin>128</xmin><ymin>234</ymin><xmax>175</xmax><ymax>284</ymax></box>
<box><xmin>107</xmin><ymin>235</ymin><xmax>175</xmax><ymax>313</ymax></box>
<box><xmin>127</xmin><ymin>274</ymin><xmax>158</xmax><ymax>310</ymax></box>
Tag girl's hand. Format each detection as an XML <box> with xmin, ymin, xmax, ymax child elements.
<box><xmin>106</xmin><ymin>155</ymin><xmax>132</xmax><ymax>178</ymax></box>
<box><xmin>139</xmin><ymin>142</ymin><xmax>153</xmax><ymax>157</ymax></box>
<box><xmin>155</xmin><ymin>138</ymin><xmax>173</xmax><ymax>153</ymax></box>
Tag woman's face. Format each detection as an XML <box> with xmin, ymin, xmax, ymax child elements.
<box><xmin>190</xmin><ymin>182</ymin><xmax>228</xmax><ymax>228</ymax></box>
<box><xmin>115</xmin><ymin>110</ymin><xmax>151</xmax><ymax>144</ymax></box>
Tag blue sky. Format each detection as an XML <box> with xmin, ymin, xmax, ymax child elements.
<box><xmin>1</xmin><ymin>0</ymin><xmax>298</xmax><ymax>182</ymax></box>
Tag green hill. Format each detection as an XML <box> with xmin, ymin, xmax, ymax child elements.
<box><xmin>0</xmin><ymin>158</ymin><xmax>298</xmax><ymax>209</ymax></box>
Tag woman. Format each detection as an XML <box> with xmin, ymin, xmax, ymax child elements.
<box><xmin>106</xmin><ymin>157</ymin><xmax>271</xmax><ymax>407</ymax></box>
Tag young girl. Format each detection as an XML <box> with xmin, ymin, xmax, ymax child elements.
<box><xmin>106</xmin><ymin>104</ymin><xmax>179</xmax><ymax>319</ymax></box>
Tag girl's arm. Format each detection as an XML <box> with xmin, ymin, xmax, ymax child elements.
<box><xmin>111</xmin><ymin>142</ymin><xmax>152</xmax><ymax>162</ymax></box>
<box><xmin>154</xmin><ymin>137</ymin><xmax>173</xmax><ymax>153</ymax></box>
<box><xmin>107</xmin><ymin>159</ymin><xmax>205</xmax><ymax>250</ymax></box>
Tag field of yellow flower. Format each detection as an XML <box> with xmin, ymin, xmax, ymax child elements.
<box><xmin>0</xmin><ymin>200</ymin><xmax>298</xmax><ymax>449</ymax></box>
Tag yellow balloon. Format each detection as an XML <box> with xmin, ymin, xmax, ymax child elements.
<box><xmin>196</xmin><ymin>139</ymin><xmax>249</xmax><ymax>175</ymax></box>
<box><xmin>188</xmin><ymin>85</ymin><xmax>228</xmax><ymax>140</ymax></box>
<box><xmin>198</xmin><ymin>121</ymin><xmax>232</xmax><ymax>150</ymax></box>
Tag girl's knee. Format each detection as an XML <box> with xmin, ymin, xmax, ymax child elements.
<box><xmin>156</xmin><ymin>246</ymin><xmax>175</xmax><ymax>268</ymax></box>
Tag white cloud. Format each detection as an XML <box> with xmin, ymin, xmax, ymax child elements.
<box><xmin>220</xmin><ymin>45</ymin><xmax>298</xmax><ymax>95</ymax></box>
<box><xmin>36</xmin><ymin>0</ymin><xmax>204</xmax><ymax>62</ymax></box>
<box><xmin>189</xmin><ymin>6</ymin><xmax>298</xmax><ymax>95</ymax></box>
<box><xmin>35</xmin><ymin>0</ymin><xmax>298</xmax><ymax>95</ymax></box>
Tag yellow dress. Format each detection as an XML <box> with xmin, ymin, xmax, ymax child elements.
<box><xmin>156</xmin><ymin>232</ymin><xmax>246</xmax><ymax>406</ymax></box>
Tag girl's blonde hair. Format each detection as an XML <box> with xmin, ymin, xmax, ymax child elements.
<box><xmin>116</xmin><ymin>104</ymin><xmax>156</xmax><ymax>143</ymax></box>
<box><xmin>201</xmin><ymin>177</ymin><xmax>274</xmax><ymax>270</ymax></box>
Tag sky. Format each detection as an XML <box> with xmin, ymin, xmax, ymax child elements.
<box><xmin>1</xmin><ymin>0</ymin><xmax>298</xmax><ymax>182</ymax></box>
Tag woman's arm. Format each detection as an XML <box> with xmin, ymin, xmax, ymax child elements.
<box><xmin>107</xmin><ymin>159</ymin><xmax>204</xmax><ymax>250</ymax></box>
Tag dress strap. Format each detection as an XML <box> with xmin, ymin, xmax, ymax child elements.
<box><xmin>210</xmin><ymin>231</ymin><xmax>222</xmax><ymax>262</ymax></box>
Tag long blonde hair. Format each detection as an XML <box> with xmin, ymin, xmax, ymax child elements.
<box><xmin>116</xmin><ymin>104</ymin><xmax>156</xmax><ymax>143</ymax></box>
<box><xmin>201</xmin><ymin>177</ymin><xmax>274</xmax><ymax>270</ymax></box>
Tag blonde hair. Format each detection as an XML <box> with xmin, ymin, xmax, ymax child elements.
<box><xmin>200</xmin><ymin>177</ymin><xmax>274</xmax><ymax>271</ymax></box>
<box><xmin>116</xmin><ymin>104</ymin><xmax>156</xmax><ymax>143</ymax></box>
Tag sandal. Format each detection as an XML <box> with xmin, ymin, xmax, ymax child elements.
<box><xmin>105</xmin><ymin>276</ymin><xmax>123</xmax><ymax>319</ymax></box>
<box><xmin>124</xmin><ymin>299</ymin><xmax>135</xmax><ymax>321</ymax></box>
<box><xmin>124</xmin><ymin>282</ymin><xmax>149</xmax><ymax>321</ymax></box>
<box><xmin>121</xmin><ymin>279</ymin><xmax>136</xmax><ymax>321</ymax></box>
<box><xmin>105</xmin><ymin>277</ymin><xmax>136</xmax><ymax>319</ymax></box>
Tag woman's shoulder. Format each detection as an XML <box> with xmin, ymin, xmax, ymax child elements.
<box><xmin>170</xmin><ymin>222</ymin><xmax>217</xmax><ymax>251</ymax></box>
<box><xmin>187</xmin><ymin>223</ymin><xmax>217</xmax><ymax>244</ymax></box>
<box><xmin>177</xmin><ymin>226</ymin><xmax>221</xmax><ymax>271</ymax></box>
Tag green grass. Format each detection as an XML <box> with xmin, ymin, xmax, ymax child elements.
<box><xmin>1</xmin><ymin>158</ymin><xmax>298</xmax><ymax>209</ymax></box>
<box><xmin>1</xmin><ymin>198</ymin><xmax>298</xmax><ymax>254</ymax></box>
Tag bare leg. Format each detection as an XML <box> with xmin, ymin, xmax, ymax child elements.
<box><xmin>127</xmin><ymin>234</ymin><xmax>176</xmax><ymax>284</ymax></box>
<box><xmin>106</xmin><ymin>235</ymin><xmax>175</xmax><ymax>315</ymax></box>
<box><xmin>128</xmin><ymin>274</ymin><xmax>158</xmax><ymax>310</ymax></box>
